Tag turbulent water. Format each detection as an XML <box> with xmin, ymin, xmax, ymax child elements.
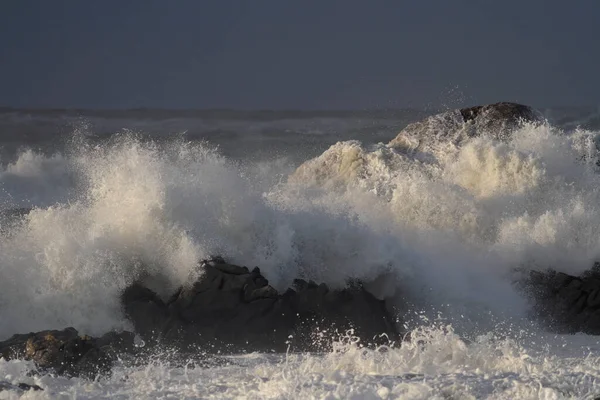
<box><xmin>2</xmin><ymin>107</ymin><xmax>600</xmax><ymax>398</ymax></box>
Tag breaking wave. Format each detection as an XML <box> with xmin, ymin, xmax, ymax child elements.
<box><xmin>1</xmin><ymin>119</ymin><xmax>600</xmax><ymax>343</ymax></box>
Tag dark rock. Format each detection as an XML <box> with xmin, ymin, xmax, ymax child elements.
<box><xmin>389</xmin><ymin>102</ymin><xmax>543</xmax><ymax>154</ymax></box>
<box><xmin>0</xmin><ymin>381</ymin><xmax>43</xmax><ymax>392</ymax></box>
<box><xmin>244</xmin><ymin>284</ymin><xmax>278</xmax><ymax>302</ymax></box>
<box><xmin>121</xmin><ymin>284</ymin><xmax>169</xmax><ymax>344</ymax></box>
<box><xmin>459</xmin><ymin>102</ymin><xmax>540</xmax><ymax>126</ymax></box>
<box><xmin>95</xmin><ymin>330</ymin><xmax>137</xmax><ymax>359</ymax></box>
<box><xmin>2</xmin><ymin>258</ymin><xmax>400</xmax><ymax>376</ymax></box>
<box><xmin>213</xmin><ymin>263</ymin><xmax>249</xmax><ymax>275</ymax></box>
<box><xmin>523</xmin><ymin>266</ymin><xmax>600</xmax><ymax>334</ymax></box>
<box><xmin>123</xmin><ymin>258</ymin><xmax>401</xmax><ymax>353</ymax></box>
<box><xmin>0</xmin><ymin>332</ymin><xmax>33</xmax><ymax>360</ymax></box>
<box><xmin>293</xmin><ymin>278</ymin><xmax>309</xmax><ymax>291</ymax></box>
<box><xmin>0</xmin><ymin>328</ymin><xmax>136</xmax><ymax>378</ymax></box>
<box><xmin>17</xmin><ymin>382</ymin><xmax>43</xmax><ymax>391</ymax></box>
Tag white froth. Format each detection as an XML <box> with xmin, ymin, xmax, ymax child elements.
<box><xmin>2</xmin><ymin>326</ymin><xmax>600</xmax><ymax>399</ymax></box>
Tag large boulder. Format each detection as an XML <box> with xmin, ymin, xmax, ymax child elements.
<box><xmin>123</xmin><ymin>257</ymin><xmax>400</xmax><ymax>353</ymax></box>
<box><xmin>389</xmin><ymin>102</ymin><xmax>543</xmax><ymax>154</ymax></box>
<box><xmin>0</xmin><ymin>328</ymin><xmax>135</xmax><ymax>378</ymax></box>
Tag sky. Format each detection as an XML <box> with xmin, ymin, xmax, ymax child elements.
<box><xmin>1</xmin><ymin>0</ymin><xmax>599</xmax><ymax>110</ymax></box>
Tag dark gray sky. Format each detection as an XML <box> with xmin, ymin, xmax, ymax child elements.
<box><xmin>1</xmin><ymin>0</ymin><xmax>599</xmax><ymax>109</ymax></box>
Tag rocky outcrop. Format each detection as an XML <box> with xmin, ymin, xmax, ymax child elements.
<box><xmin>523</xmin><ymin>265</ymin><xmax>600</xmax><ymax>334</ymax></box>
<box><xmin>389</xmin><ymin>102</ymin><xmax>543</xmax><ymax>153</ymax></box>
<box><xmin>1</xmin><ymin>257</ymin><xmax>400</xmax><ymax>377</ymax></box>
<box><xmin>123</xmin><ymin>257</ymin><xmax>400</xmax><ymax>353</ymax></box>
<box><xmin>0</xmin><ymin>328</ymin><xmax>135</xmax><ymax>378</ymax></box>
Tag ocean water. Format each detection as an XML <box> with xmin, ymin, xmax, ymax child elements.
<box><xmin>1</xmin><ymin>107</ymin><xmax>600</xmax><ymax>399</ymax></box>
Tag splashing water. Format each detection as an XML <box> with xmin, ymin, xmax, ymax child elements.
<box><xmin>1</xmin><ymin>123</ymin><xmax>600</xmax><ymax>334</ymax></box>
<box><xmin>2</xmin><ymin>119</ymin><xmax>600</xmax><ymax>397</ymax></box>
<box><xmin>2</xmin><ymin>325</ymin><xmax>600</xmax><ymax>399</ymax></box>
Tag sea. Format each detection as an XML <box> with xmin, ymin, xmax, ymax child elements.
<box><xmin>1</xmin><ymin>106</ymin><xmax>600</xmax><ymax>399</ymax></box>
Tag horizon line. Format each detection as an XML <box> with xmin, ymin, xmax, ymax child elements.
<box><xmin>0</xmin><ymin>104</ymin><xmax>595</xmax><ymax>113</ymax></box>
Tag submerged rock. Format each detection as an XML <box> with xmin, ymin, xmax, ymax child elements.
<box><xmin>523</xmin><ymin>264</ymin><xmax>600</xmax><ymax>334</ymax></box>
<box><xmin>123</xmin><ymin>257</ymin><xmax>400</xmax><ymax>353</ymax></box>
<box><xmin>389</xmin><ymin>102</ymin><xmax>543</xmax><ymax>154</ymax></box>
<box><xmin>0</xmin><ymin>328</ymin><xmax>135</xmax><ymax>378</ymax></box>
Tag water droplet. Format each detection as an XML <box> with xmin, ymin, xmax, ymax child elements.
<box><xmin>133</xmin><ymin>334</ymin><xmax>145</xmax><ymax>348</ymax></box>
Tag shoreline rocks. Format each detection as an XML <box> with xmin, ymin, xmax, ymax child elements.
<box><xmin>0</xmin><ymin>328</ymin><xmax>135</xmax><ymax>378</ymax></box>
<box><xmin>6</xmin><ymin>259</ymin><xmax>600</xmax><ymax>378</ymax></box>
<box><xmin>1</xmin><ymin>257</ymin><xmax>401</xmax><ymax>377</ymax></box>
<box><xmin>123</xmin><ymin>257</ymin><xmax>400</xmax><ymax>354</ymax></box>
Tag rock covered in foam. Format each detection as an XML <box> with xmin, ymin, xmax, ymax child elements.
<box><xmin>389</xmin><ymin>102</ymin><xmax>543</xmax><ymax>154</ymax></box>
<box><xmin>123</xmin><ymin>257</ymin><xmax>400</xmax><ymax>353</ymax></box>
<box><xmin>288</xmin><ymin>140</ymin><xmax>407</xmax><ymax>192</ymax></box>
<box><xmin>0</xmin><ymin>328</ymin><xmax>135</xmax><ymax>378</ymax></box>
<box><xmin>289</xmin><ymin>103</ymin><xmax>543</xmax><ymax>195</ymax></box>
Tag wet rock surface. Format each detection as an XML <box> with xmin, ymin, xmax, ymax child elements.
<box><xmin>9</xmin><ymin>255</ymin><xmax>600</xmax><ymax>377</ymax></box>
<box><xmin>123</xmin><ymin>257</ymin><xmax>400</xmax><ymax>353</ymax></box>
<box><xmin>458</xmin><ymin>102</ymin><xmax>541</xmax><ymax>127</ymax></box>
<box><xmin>0</xmin><ymin>328</ymin><xmax>135</xmax><ymax>378</ymax></box>
<box><xmin>524</xmin><ymin>264</ymin><xmax>600</xmax><ymax>334</ymax></box>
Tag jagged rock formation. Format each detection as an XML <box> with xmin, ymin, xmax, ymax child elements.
<box><xmin>8</xmin><ymin>257</ymin><xmax>600</xmax><ymax>377</ymax></box>
<box><xmin>123</xmin><ymin>257</ymin><xmax>400</xmax><ymax>353</ymax></box>
<box><xmin>1</xmin><ymin>257</ymin><xmax>400</xmax><ymax>377</ymax></box>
